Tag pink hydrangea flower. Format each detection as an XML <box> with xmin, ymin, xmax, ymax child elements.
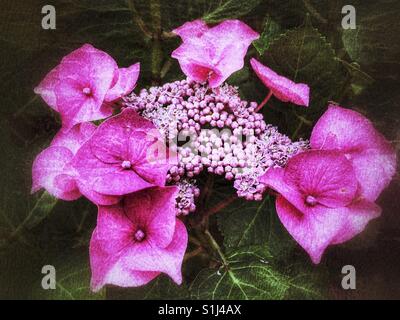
<box><xmin>260</xmin><ymin>150</ymin><xmax>381</xmax><ymax>264</ymax></box>
<box><xmin>34</xmin><ymin>44</ymin><xmax>140</xmax><ymax>130</ymax></box>
<box><xmin>32</xmin><ymin>123</ymin><xmax>96</xmax><ymax>200</ymax></box>
<box><xmin>250</xmin><ymin>58</ymin><xmax>310</xmax><ymax>107</ymax></box>
<box><xmin>71</xmin><ymin>108</ymin><xmax>176</xmax><ymax>205</ymax></box>
<box><xmin>171</xmin><ymin>19</ymin><xmax>259</xmax><ymax>88</ymax></box>
<box><xmin>310</xmin><ymin>104</ymin><xmax>397</xmax><ymax>201</ymax></box>
<box><xmin>90</xmin><ymin>186</ymin><xmax>187</xmax><ymax>291</ymax></box>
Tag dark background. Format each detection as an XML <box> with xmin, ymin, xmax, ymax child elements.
<box><xmin>0</xmin><ymin>0</ymin><xmax>399</xmax><ymax>299</ymax></box>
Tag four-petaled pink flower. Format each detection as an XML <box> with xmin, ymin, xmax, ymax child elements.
<box><xmin>72</xmin><ymin>108</ymin><xmax>176</xmax><ymax>205</ymax></box>
<box><xmin>310</xmin><ymin>104</ymin><xmax>396</xmax><ymax>201</ymax></box>
<box><xmin>34</xmin><ymin>44</ymin><xmax>140</xmax><ymax>130</ymax></box>
<box><xmin>172</xmin><ymin>19</ymin><xmax>259</xmax><ymax>88</ymax></box>
<box><xmin>260</xmin><ymin>150</ymin><xmax>381</xmax><ymax>264</ymax></box>
<box><xmin>32</xmin><ymin>122</ymin><xmax>96</xmax><ymax>200</ymax></box>
<box><xmin>90</xmin><ymin>186</ymin><xmax>187</xmax><ymax>291</ymax></box>
<box><xmin>250</xmin><ymin>58</ymin><xmax>310</xmax><ymax>107</ymax></box>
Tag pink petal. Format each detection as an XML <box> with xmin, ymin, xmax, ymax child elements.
<box><xmin>250</xmin><ymin>58</ymin><xmax>310</xmax><ymax>106</ymax></box>
<box><xmin>129</xmin><ymin>132</ymin><xmax>177</xmax><ymax>187</ymax></box>
<box><xmin>207</xmin><ymin>19</ymin><xmax>260</xmax><ymax>51</ymax></box>
<box><xmin>172</xmin><ymin>40</ymin><xmax>215</xmax><ymax>83</ymax></box>
<box><xmin>34</xmin><ymin>66</ymin><xmax>60</xmax><ymax>111</ymax></box>
<box><xmin>208</xmin><ymin>42</ymin><xmax>248</xmax><ymax>87</ymax></box>
<box><xmin>173</xmin><ymin>19</ymin><xmax>209</xmax><ymax>40</ymax></box>
<box><xmin>105</xmin><ymin>63</ymin><xmax>140</xmax><ymax>102</ymax></box>
<box><xmin>260</xmin><ymin>167</ymin><xmax>308</xmax><ymax>214</ymax></box>
<box><xmin>92</xmin><ymin>171</ymin><xmax>154</xmax><ymax>195</ymax></box>
<box><xmin>51</xmin><ymin>122</ymin><xmax>96</xmax><ymax>154</ymax></box>
<box><xmin>57</xmin><ymin>44</ymin><xmax>117</xmax><ymax>84</ymax></box>
<box><xmin>75</xmin><ymin>180</ymin><xmax>121</xmax><ymax>206</ymax></box>
<box><xmin>276</xmin><ymin>195</ymin><xmax>346</xmax><ymax>264</ymax></box>
<box><xmin>331</xmin><ymin>198</ymin><xmax>381</xmax><ymax>244</ymax></box>
<box><xmin>31</xmin><ymin>146</ymin><xmax>81</xmax><ymax>200</ymax></box>
<box><xmin>310</xmin><ymin>105</ymin><xmax>397</xmax><ymax>201</ymax></box>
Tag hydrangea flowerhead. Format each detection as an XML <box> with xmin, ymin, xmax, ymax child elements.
<box><xmin>90</xmin><ymin>186</ymin><xmax>187</xmax><ymax>291</ymax></box>
<box><xmin>260</xmin><ymin>150</ymin><xmax>381</xmax><ymax>264</ymax></box>
<box><xmin>31</xmin><ymin>123</ymin><xmax>96</xmax><ymax>200</ymax></box>
<box><xmin>34</xmin><ymin>44</ymin><xmax>140</xmax><ymax>130</ymax></box>
<box><xmin>172</xmin><ymin>20</ymin><xmax>259</xmax><ymax>88</ymax></box>
<box><xmin>310</xmin><ymin>104</ymin><xmax>397</xmax><ymax>201</ymax></box>
<box><xmin>250</xmin><ymin>58</ymin><xmax>310</xmax><ymax>107</ymax></box>
<box><xmin>71</xmin><ymin>108</ymin><xmax>177</xmax><ymax>205</ymax></box>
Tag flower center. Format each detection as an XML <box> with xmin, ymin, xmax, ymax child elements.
<box><xmin>134</xmin><ymin>229</ymin><xmax>145</xmax><ymax>242</ymax></box>
<box><xmin>305</xmin><ymin>195</ymin><xmax>318</xmax><ymax>206</ymax></box>
<box><xmin>121</xmin><ymin>160</ymin><xmax>131</xmax><ymax>169</ymax></box>
<box><xmin>82</xmin><ymin>87</ymin><xmax>92</xmax><ymax>96</ymax></box>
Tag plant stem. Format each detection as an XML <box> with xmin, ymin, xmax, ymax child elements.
<box><xmin>150</xmin><ymin>0</ymin><xmax>163</xmax><ymax>84</ymax></box>
<box><xmin>205</xmin><ymin>230</ymin><xmax>228</xmax><ymax>267</ymax></box>
<box><xmin>183</xmin><ymin>246</ymin><xmax>203</xmax><ymax>262</ymax></box>
<box><xmin>291</xmin><ymin>119</ymin><xmax>304</xmax><ymax>140</ymax></box>
<box><xmin>303</xmin><ymin>0</ymin><xmax>328</xmax><ymax>24</ymax></box>
<box><xmin>255</xmin><ymin>90</ymin><xmax>273</xmax><ymax>112</ymax></box>
<box><xmin>206</xmin><ymin>195</ymin><xmax>237</xmax><ymax>217</ymax></box>
<box><xmin>128</xmin><ymin>0</ymin><xmax>152</xmax><ymax>39</ymax></box>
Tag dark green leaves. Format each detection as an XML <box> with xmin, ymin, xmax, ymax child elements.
<box><xmin>190</xmin><ymin>245</ymin><xmax>320</xmax><ymax>299</ymax></box>
<box><xmin>253</xmin><ymin>16</ymin><xmax>281</xmax><ymax>55</ymax></box>
<box><xmin>218</xmin><ymin>197</ymin><xmax>270</xmax><ymax>248</ymax></box>
<box><xmin>23</xmin><ymin>192</ymin><xmax>58</xmax><ymax>230</ymax></box>
<box><xmin>342</xmin><ymin>0</ymin><xmax>400</xmax><ymax>76</ymax></box>
<box><xmin>203</xmin><ymin>0</ymin><xmax>262</xmax><ymax>23</ymax></box>
<box><xmin>108</xmin><ymin>276</ymin><xmax>189</xmax><ymax>300</ymax></box>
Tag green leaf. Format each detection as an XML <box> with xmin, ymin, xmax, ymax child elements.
<box><xmin>190</xmin><ymin>245</ymin><xmax>320</xmax><ymax>299</ymax></box>
<box><xmin>253</xmin><ymin>16</ymin><xmax>281</xmax><ymax>55</ymax></box>
<box><xmin>107</xmin><ymin>275</ymin><xmax>189</xmax><ymax>300</ymax></box>
<box><xmin>265</xmin><ymin>22</ymin><xmax>348</xmax><ymax>116</ymax></box>
<box><xmin>217</xmin><ymin>195</ymin><xmax>296</xmax><ymax>257</ymax></box>
<box><xmin>0</xmin><ymin>191</ymin><xmax>57</xmax><ymax>250</ymax></box>
<box><xmin>218</xmin><ymin>197</ymin><xmax>270</xmax><ymax>248</ymax></box>
<box><xmin>24</xmin><ymin>192</ymin><xmax>58</xmax><ymax>229</ymax></box>
<box><xmin>341</xmin><ymin>0</ymin><xmax>400</xmax><ymax>77</ymax></box>
<box><xmin>203</xmin><ymin>0</ymin><xmax>261</xmax><ymax>23</ymax></box>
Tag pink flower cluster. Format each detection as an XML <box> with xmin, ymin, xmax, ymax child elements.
<box><xmin>31</xmin><ymin>18</ymin><xmax>396</xmax><ymax>291</ymax></box>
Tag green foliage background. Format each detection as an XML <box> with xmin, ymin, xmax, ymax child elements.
<box><xmin>0</xmin><ymin>0</ymin><xmax>399</xmax><ymax>299</ymax></box>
